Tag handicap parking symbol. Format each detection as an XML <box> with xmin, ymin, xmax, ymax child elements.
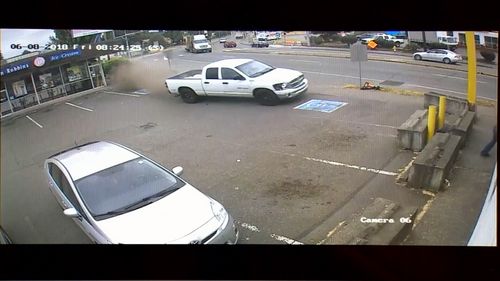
<box><xmin>294</xmin><ymin>99</ymin><xmax>348</xmax><ymax>113</ymax></box>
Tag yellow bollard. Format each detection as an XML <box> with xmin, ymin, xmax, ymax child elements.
<box><xmin>465</xmin><ymin>32</ymin><xmax>477</xmax><ymax>110</ymax></box>
<box><xmin>428</xmin><ymin>105</ymin><xmax>437</xmax><ymax>141</ymax></box>
<box><xmin>438</xmin><ymin>96</ymin><xmax>446</xmax><ymax>130</ymax></box>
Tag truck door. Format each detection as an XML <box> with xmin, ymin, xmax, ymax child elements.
<box><xmin>203</xmin><ymin>67</ymin><xmax>223</xmax><ymax>96</ymax></box>
<box><xmin>220</xmin><ymin>67</ymin><xmax>251</xmax><ymax>96</ymax></box>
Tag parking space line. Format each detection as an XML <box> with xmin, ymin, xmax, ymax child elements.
<box><xmin>104</xmin><ymin>91</ymin><xmax>141</xmax><ymax>98</ymax></box>
<box><xmin>291</xmin><ymin>59</ymin><xmax>318</xmax><ymax>63</ymax></box>
<box><xmin>65</xmin><ymin>102</ymin><xmax>93</xmax><ymax>112</ymax></box>
<box><xmin>25</xmin><ymin>115</ymin><xmax>43</xmax><ymax>128</ymax></box>
<box><xmin>240</xmin><ymin>222</ymin><xmax>261</xmax><ymax>232</ymax></box>
<box><xmin>303</xmin><ymin>156</ymin><xmax>398</xmax><ymax>176</ymax></box>
<box><xmin>270</xmin><ymin>233</ymin><xmax>304</xmax><ymax>245</ymax></box>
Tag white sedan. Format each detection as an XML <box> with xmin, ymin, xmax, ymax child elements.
<box><xmin>44</xmin><ymin>141</ymin><xmax>239</xmax><ymax>244</ymax></box>
<box><xmin>413</xmin><ymin>49</ymin><xmax>462</xmax><ymax>64</ymax></box>
<box><xmin>219</xmin><ymin>38</ymin><xmax>227</xmax><ymax>43</ymax></box>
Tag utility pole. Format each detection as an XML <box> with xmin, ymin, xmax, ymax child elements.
<box><xmin>422</xmin><ymin>31</ymin><xmax>427</xmax><ymax>51</ymax></box>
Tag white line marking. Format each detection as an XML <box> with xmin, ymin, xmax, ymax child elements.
<box><xmin>240</xmin><ymin>222</ymin><xmax>260</xmax><ymax>232</ymax></box>
<box><xmin>104</xmin><ymin>91</ymin><xmax>140</xmax><ymax>97</ymax></box>
<box><xmin>270</xmin><ymin>233</ymin><xmax>304</xmax><ymax>245</ymax></box>
<box><xmin>432</xmin><ymin>73</ymin><xmax>487</xmax><ymax>84</ymax></box>
<box><xmin>304</xmin><ymin>156</ymin><xmax>398</xmax><ymax>176</ymax></box>
<box><xmin>412</xmin><ymin>193</ymin><xmax>436</xmax><ymax>230</ymax></box>
<box><xmin>301</xmin><ymin>70</ymin><xmax>384</xmax><ymax>82</ymax></box>
<box><xmin>290</xmin><ymin>59</ymin><xmax>318</xmax><ymax>63</ymax></box>
<box><xmin>65</xmin><ymin>102</ymin><xmax>93</xmax><ymax>112</ymax></box>
<box><xmin>405</xmin><ymin>84</ymin><xmax>497</xmax><ymax>101</ymax></box>
<box><xmin>26</xmin><ymin>115</ymin><xmax>43</xmax><ymax>128</ymax></box>
<box><xmin>176</xmin><ymin>58</ymin><xmax>208</xmax><ymax>64</ymax></box>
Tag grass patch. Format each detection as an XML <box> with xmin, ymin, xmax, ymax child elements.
<box><xmin>343</xmin><ymin>84</ymin><xmax>424</xmax><ymax>96</ymax></box>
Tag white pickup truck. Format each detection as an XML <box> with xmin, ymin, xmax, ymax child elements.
<box><xmin>164</xmin><ymin>59</ymin><xmax>308</xmax><ymax>105</ymax></box>
<box><xmin>362</xmin><ymin>33</ymin><xmax>406</xmax><ymax>47</ymax></box>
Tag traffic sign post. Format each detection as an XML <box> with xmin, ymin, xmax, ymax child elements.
<box><xmin>350</xmin><ymin>42</ymin><xmax>368</xmax><ymax>89</ymax></box>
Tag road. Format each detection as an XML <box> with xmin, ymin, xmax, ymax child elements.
<box><xmin>1</xmin><ymin>36</ymin><xmax>496</xmax><ymax>244</ymax></box>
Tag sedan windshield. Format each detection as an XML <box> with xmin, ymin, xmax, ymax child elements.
<box><xmin>75</xmin><ymin>157</ymin><xmax>185</xmax><ymax>220</ymax></box>
<box><xmin>236</xmin><ymin>60</ymin><xmax>274</xmax><ymax>78</ymax></box>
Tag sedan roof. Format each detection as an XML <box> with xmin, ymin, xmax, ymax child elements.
<box><xmin>51</xmin><ymin>141</ymin><xmax>139</xmax><ymax>181</ymax></box>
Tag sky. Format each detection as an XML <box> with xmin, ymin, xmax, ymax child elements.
<box><xmin>1</xmin><ymin>29</ymin><xmax>55</xmax><ymax>59</ymax></box>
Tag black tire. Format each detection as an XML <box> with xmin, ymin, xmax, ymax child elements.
<box><xmin>443</xmin><ymin>58</ymin><xmax>451</xmax><ymax>64</ymax></box>
<box><xmin>254</xmin><ymin>89</ymin><xmax>280</xmax><ymax>106</ymax></box>
<box><xmin>414</xmin><ymin>54</ymin><xmax>422</xmax><ymax>60</ymax></box>
<box><xmin>179</xmin><ymin>88</ymin><xmax>199</xmax><ymax>103</ymax></box>
<box><xmin>395</xmin><ymin>42</ymin><xmax>401</xmax><ymax>47</ymax></box>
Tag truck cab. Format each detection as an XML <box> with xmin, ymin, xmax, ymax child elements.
<box><xmin>186</xmin><ymin>34</ymin><xmax>212</xmax><ymax>53</ymax></box>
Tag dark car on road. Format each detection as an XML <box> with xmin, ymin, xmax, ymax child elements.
<box><xmin>224</xmin><ymin>41</ymin><xmax>237</xmax><ymax>48</ymax></box>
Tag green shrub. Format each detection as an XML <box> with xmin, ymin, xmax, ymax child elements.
<box><xmin>310</xmin><ymin>36</ymin><xmax>324</xmax><ymax>46</ymax></box>
<box><xmin>402</xmin><ymin>43</ymin><xmax>420</xmax><ymax>53</ymax></box>
<box><xmin>480</xmin><ymin>50</ymin><xmax>496</xmax><ymax>62</ymax></box>
<box><xmin>374</xmin><ymin>38</ymin><xmax>395</xmax><ymax>48</ymax></box>
<box><xmin>102</xmin><ymin>57</ymin><xmax>130</xmax><ymax>76</ymax></box>
<box><xmin>341</xmin><ymin>35</ymin><xmax>358</xmax><ymax>46</ymax></box>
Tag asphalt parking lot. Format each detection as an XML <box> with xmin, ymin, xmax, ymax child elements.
<box><xmin>1</xmin><ymin>50</ymin><xmax>496</xmax><ymax>245</ymax></box>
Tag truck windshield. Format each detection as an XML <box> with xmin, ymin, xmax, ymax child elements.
<box><xmin>236</xmin><ymin>60</ymin><xmax>275</xmax><ymax>78</ymax></box>
<box><xmin>194</xmin><ymin>39</ymin><xmax>208</xmax><ymax>44</ymax></box>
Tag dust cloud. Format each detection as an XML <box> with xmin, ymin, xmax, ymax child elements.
<box><xmin>109</xmin><ymin>58</ymin><xmax>178</xmax><ymax>94</ymax></box>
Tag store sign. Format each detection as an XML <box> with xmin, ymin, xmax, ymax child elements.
<box><xmin>49</xmin><ymin>49</ymin><xmax>82</xmax><ymax>62</ymax></box>
<box><xmin>0</xmin><ymin>63</ymin><xmax>30</xmax><ymax>76</ymax></box>
<box><xmin>34</xmin><ymin>57</ymin><xmax>46</xmax><ymax>67</ymax></box>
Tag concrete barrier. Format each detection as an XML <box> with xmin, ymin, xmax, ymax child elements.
<box><xmin>451</xmin><ymin>110</ymin><xmax>476</xmax><ymax>147</ymax></box>
<box><xmin>407</xmin><ymin>133</ymin><xmax>462</xmax><ymax>192</ymax></box>
<box><xmin>397</xmin><ymin>109</ymin><xmax>428</xmax><ymax>151</ymax></box>
<box><xmin>424</xmin><ymin>92</ymin><xmax>469</xmax><ymax>114</ymax></box>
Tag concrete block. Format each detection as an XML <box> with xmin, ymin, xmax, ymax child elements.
<box><xmin>408</xmin><ymin>133</ymin><xmax>462</xmax><ymax>192</ymax></box>
<box><xmin>424</xmin><ymin>92</ymin><xmax>469</xmax><ymax>115</ymax></box>
<box><xmin>397</xmin><ymin>109</ymin><xmax>428</xmax><ymax>151</ymax></box>
<box><xmin>451</xmin><ymin>111</ymin><xmax>476</xmax><ymax>148</ymax></box>
<box><xmin>324</xmin><ymin>198</ymin><xmax>399</xmax><ymax>245</ymax></box>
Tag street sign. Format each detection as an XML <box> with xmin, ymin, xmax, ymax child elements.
<box><xmin>367</xmin><ymin>40</ymin><xmax>378</xmax><ymax>49</ymax></box>
<box><xmin>350</xmin><ymin>42</ymin><xmax>368</xmax><ymax>62</ymax></box>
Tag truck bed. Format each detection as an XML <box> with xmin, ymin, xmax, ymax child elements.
<box><xmin>168</xmin><ymin>70</ymin><xmax>203</xmax><ymax>80</ymax></box>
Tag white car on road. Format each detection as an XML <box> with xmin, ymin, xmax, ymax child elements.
<box><xmin>44</xmin><ymin>141</ymin><xmax>239</xmax><ymax>244</ymax></box>
<box><xmin>165</xmin><ymin>59</ymin><xmax>308</xmax><ymax>105</ymax></box>
<box><xmin>413</xmin><ymin>49</ymin><xmax>462</xmax><ymax>64</ymax></box>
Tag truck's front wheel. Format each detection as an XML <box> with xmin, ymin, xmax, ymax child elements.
<box><xmin>179</xmin><ymin>88</ymin><xmax>199</xmax><ymax>103</ymax></box>
<box><xmin>254</xmin><ymin>89</ymin><xmax>280</xmax><ymax>106</ymax></box>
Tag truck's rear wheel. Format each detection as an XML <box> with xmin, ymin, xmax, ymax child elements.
<box><xmin>179</xmin><ymin>88</ymin><xmax>199</xmax><ymax>103</ymax></box>
<box><xmin>254</xmin><ymin>89</ymin><xmax>280</xmax><ymax>106</ymax></box>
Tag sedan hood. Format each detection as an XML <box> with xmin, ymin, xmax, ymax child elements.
<box><xmin>255</xmin><ymin>68</ymin><xmax>302</xmax><ymax>84</ymax></box>
<box><xmin>95</xmin><ymin>184</ymin><xmax>221</xmax><ymax>244</ymax></box>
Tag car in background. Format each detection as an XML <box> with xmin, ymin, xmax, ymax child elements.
<box><xmin>224</xmin><ymin>41</ymin><xmax>237</xmax><ymax>48</ymax></box>
<box><xmin>413</xmin><ymin>49</ymin><xmax>462</xmax><ymax>64</ymax></box>
<box><xmin>251</xmin><ymin>38</ymin><xmax>269</xmax><ymax>48</ymax></box>
<box><xmin>44</xmin><ymin>141</ymin><xmax>239</xmax><ymax>244</ymax></box>
<box><xmin>219</xmin><ymin>38</ymin><xmax>227</xmax><ymax>43</ymax></box>
<box><xmin>0</xmin><ymin>226</ymin><xmax>13</xmax><ymax>244</ymax></box>
<box><xmin>235</xmin><ymin>33</ymin><xmax>244</xmax><ymax>39</ymax></box>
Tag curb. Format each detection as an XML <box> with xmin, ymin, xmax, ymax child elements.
<box><xmin>223</xmin><ymin>49</ymin><xmax>498</xmax><ymax>78</ymax></box>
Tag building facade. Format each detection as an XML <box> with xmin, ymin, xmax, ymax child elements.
<box><xmin>1</xmin><ymin>48</ymin><xmax>116</xmax><ymax>118</ymax></box>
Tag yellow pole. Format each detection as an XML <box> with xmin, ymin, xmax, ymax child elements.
<box><xmin>428</xmin><ymin>105</ymin><xmax>437</xmax><ymax>141</ymax></box>
<box><xmin>438</xmin><ymin>96</ymin><xmax>446</xmax><ymax>129</ymax></box>
<box><xmin>465</xmin><ymin>32</ymin><xmax>477</xmax><ymax>110</ymax></box>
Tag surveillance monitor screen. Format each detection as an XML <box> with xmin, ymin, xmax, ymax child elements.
<box><xmin>0</xmin><ymin>29</ymin><xmax>497</xmax><ymax>246</ymax></box>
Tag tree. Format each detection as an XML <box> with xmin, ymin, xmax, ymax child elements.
<box><xmin>48</xmin><ymin>29</ymin><xmax>74</xmax><ymax>45</ymax></box>
<box><xmin>0</xmin><ymin>51</ymin><xmax>3</xmax><ymax>61</ymax></box>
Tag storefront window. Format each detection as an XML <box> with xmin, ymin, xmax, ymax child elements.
<box><xmin>32</xmin><ymin>67</ymin><xmax>66</xmax><ymax>102</ymax></box>
<box><xmin>5</xmin><ymin>75</ymin><xmax>39</xmax><ymax>112</ymax></box>
<box><xmin>1</xmin><ymin>80</ymin><xmax>13</xmax><ymax>116</ymax></box>
<box><xmin>61</xmin><ymin>62</ymin><xmax>92</xmax><ymax>95</ymax></box>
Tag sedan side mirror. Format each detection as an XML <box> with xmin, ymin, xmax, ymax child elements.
<box><xmin>172</xmin><ymin>166</ymin><xmax>184</xmax><ymax>176</ymax></box>
<box><xmin>63</xmin><ymin>208</ymin><xmax>80</xmax><ymax>218</ymax></box>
